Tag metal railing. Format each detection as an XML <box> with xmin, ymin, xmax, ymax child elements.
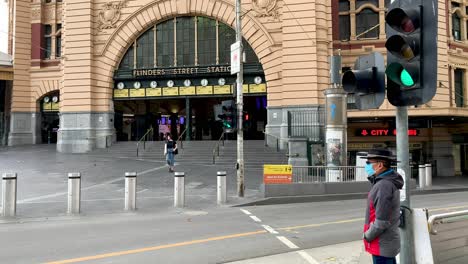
<box><xmin>291</xmin><ymin>165</ymin><xmax>410</xmax><ymax>183</ymax></box>
<box><xmin>176</xmin><ymin>127</ymin><xmax>188</xmax><ymax>150</ymax></box>
<box><xmin>212</xmin><ymin>131</ymin><xmax>225</xmax><ymax>164</ymax></box>
<box><xmin>263</xmin><ymin>131</ymin><xmax>287</xmax><ymax>152</ymax></box>
<box><xmin>287</xmin><ymin>110</ymin><xmax>325</xmax><ymax>142</ymax></box>
<box><xmin>136</xmin><ymin>128</ymin><xmax>153</xmax><ymax>157</ymax></box>
<box><xmin>428</xmin><ymin>210</ymin><xmax>468</xmax><ymax>235</ymax></box>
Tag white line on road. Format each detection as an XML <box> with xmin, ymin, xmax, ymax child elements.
<box><xmin>297</xmin><ymin>250</ymin><xmax>320</xmax><ymax>264</ymax></box>
<box><xmin>240</xmin><ymin>209</ymin><xmax>251</xmax><ymax>215</ymax></box>
<box><xmin>137</xmin><ymin>189</ymin><xmax>148</xmax><ymax>194</ymax></box>
<box><xmin>261</xmin><ymin>225</ymin><xmax>278</xmax><ymax>234</ymax></box>
<box><xmin>116</xmin><ymin>188</ymin><xmax>124</xmax><ymax>192</ymax></box>
<box><xmin>276</xmin><ymin>236</ymin><xmax>299</xmax><ymax>249</ymax></box>
<box><xmin>17</xmin><ymin>165</ymin><xmax>167</xmax><ymax>204</ymax></box>
<box><xmin>250</xmin><ymin>216</ymin><xmax>262</xmax><ymax>222</ymax></box>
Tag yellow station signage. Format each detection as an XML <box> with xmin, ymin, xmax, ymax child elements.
<box><xmin>129</xmin><ymin>89</ymin><xmax>145</xmax><ymax>97</ymax></box>
<box><xmin>179</xmin><ymin>86</ymin><xmax>196</xmax><ymax>95</ymax></box>
<box><xmin>146</xmin><ymin>88</ymin><xmax>162</xmax><ymax>97</ymax></box>
<box><xmin>213</xmin><ymin>85</ymin><xmax>231</xmax><ymax>94</ymax></box>
<box><xmin>163</xmin><ymin>87</ymin><xmax>179</xmax><ymax>96</ymax></box>
<box><xmin>196</xmin><ymin>86</ymin><xmax>213</xmax><ymax>95</ymax></box>
<box><xmin>114</xmin><ymin>89</ymin><xmax>129</xmax><ymax>98</ymax></box>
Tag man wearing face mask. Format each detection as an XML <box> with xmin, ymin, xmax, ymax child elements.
<box><xmin>362</xmin><ymin>148</ymin><xmax>404</xmax><ymax>264</ymax></box>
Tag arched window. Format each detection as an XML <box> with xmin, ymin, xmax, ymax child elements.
<box><xmin>356</xmin><ymin>8</ymin><xmax>379</xmax><ymax>39</ymax></box>
<box><xmin>452</xmin><ymin>13</ymin><xmax>462</xmax><ymax>41</ymax></box>
<box><xmin>356</xmin><ymin>0</ymin><xmax>378</xmax><ymax>9</ymax></box>
<box><xmin>118</xmin><ymin>17</ymin><xmax>259</xmax><ymax>70</ymax></box>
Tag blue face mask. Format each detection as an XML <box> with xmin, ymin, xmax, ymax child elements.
<box><xmin>365</xmin><ymin>163</ymin><xmax>376</xmax><ymax>176</ymax></box>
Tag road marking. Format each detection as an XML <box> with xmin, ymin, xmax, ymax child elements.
<box><xmin>250</xmin><ymin>216</ymin><xmax>262</xmax><ymax>222</ymax></box>
<box><xmin>262</xmin><ymin>225</ymin><xmax>278</xmax><ymax>234</ymax></box>
<box><xmin>297</xmin><ymin>250</ymin><xmax>320</xmax><ymax>264</ymax></box>
<box><xmin>430</xmin><ymin>205</ymin><xmax>468</xmax><ymax>212</ymax></box>
<box><xmin>17</xmin><ymin>165</ymin><xmax>167</xmax><ymax>204</ymax></box>
<box><xmin>45</xmin><ymin>230</ymin><xmax>267</xmax><ymax>264</ymax></box>
<box><xmin>137</xmin><ymin>189</ymin><xmax>148</xmax><ymax>194</ymax></box>
<box><xmin>116</xmin><ymin>188</ymin><xmax>124</xmax><ymax>192</ymax></box>
<box><xmin>278</xmin><ymin>218</ymin><xmax>364</xmax><ymax>231</ymax></box>
<box><xmin>240</xmin><ymin>209</ymin><xmax>251</xmax><ymax>215</ymax></box>
<box><xmin>276</xmin><ymin>236</ymin><xmax>299</xmax><ymax>249</ymax></box>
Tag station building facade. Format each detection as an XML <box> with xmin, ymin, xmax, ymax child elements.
<box><xmin>2</xmin><ymin>0</ymin><xmax>468</xmax><ymax>177</ymax></box>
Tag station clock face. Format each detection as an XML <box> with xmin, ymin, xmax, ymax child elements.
<box><xmin>184</xmin><ymin>79</ymin><xmax>191</xmax><ymax>87</ymax></box>
<box><xmin>167</xmin><ymin>80</ymin><xmax>174</xmax><ymax>87</ymax></box>
<box><xmin>117</xmin><ymin>82</ymin><xmax>125</xmax><ymax>89</ymax></box>
<box><xmin>254</xmin><ymin>76</ymin><xmax>262</xmax><ymax>84</ymax></box>
<box><xmin>44</xmin><ymin>97</ymin><xmax>50</xmax><ymax>103</ymax></box>
<box><xmin>201</xmin><ymin>79</ymin><xmax>208</xmax><ymax>86</ymax></box>
<box><xmin>218</xmin><ymin>78</ymin><xmax>226</xmax><ymax>86</ymax></box>
<box><xmin>133</xmin><ymin>81</ymin><xmax>141</xmax><ymax>89</ymax></box>
<box><xmin>52</xmin><ymin>96</ymin><xmax>59</xmax><ymax>103</ymax></box>
<box><xmin>150</xmin><ymin>81</ymin><xmax>158</xmax><ymax>88</ymax></box>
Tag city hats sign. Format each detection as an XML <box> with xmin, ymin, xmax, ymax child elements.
<box><xmin>263</xmin><ymin>165</ymin><xmax>293</xmax><ymax>184</ymax></box>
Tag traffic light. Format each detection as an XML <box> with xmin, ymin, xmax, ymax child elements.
<box><xmin>385</xmin><ymin>0</ymin><xmax>437</xmax><ymax>106</ymax></box>
<box><xmin>342</xmin><ymin>52</ymin><xmax>385</xmax><ymax>110</ymax></box>
<box><xmin>220</xmin><ymin>100</ymin><xmax>236</xmax><ymax>132</ymax></box>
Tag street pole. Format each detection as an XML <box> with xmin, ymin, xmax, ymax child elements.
<box><xmin>396</xmin><ymin>106</ymin><xmax>414</xmax><ymax>264</ymax></box>
<box><xmin>235</xmin><ymin>0</ymin><xmax>244</xmax><ymax>197</ymax></box>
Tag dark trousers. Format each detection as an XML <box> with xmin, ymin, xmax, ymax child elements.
<box><xmin>372</xmin><ymin>255</ymin><xmax>397</xmax><ymax>264</ymax></box>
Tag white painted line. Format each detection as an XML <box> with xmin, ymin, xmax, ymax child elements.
<box><xmin>250</xmin><ymin>216</ymin><xmax>262</xmax><ymax>222</ymax></box>
<box><xmin>262</xmin><ymin>225</ymin><xmax>278</xmax><ymax>234</ymax></box>
<box><xmin>276</xmin><ymin>236</ymin><xmax>299</xmax><ymax>249</ymax></box>
<box><xmin>240</xmin><ymin>209</ymin><xmax>251</xmax><ymax>215</ymax></box>
<box><xmin>137</xmin><ymin>189</ymin><xmax>148</xmax><ymax>194</ymax></box>
<box><xmin>18</xmin><ymin>165</ymin><xmax>167</xmax><ymax>204</ymax></box>
<box><xmin>297</xmin><ymin>250</ymin><xmax>320</xmax><ymax>264</ymax></box>
<box><xmin>116</xmin><ymin>188</ymin><xmax>124</xmax><ymax>192</ymax></box>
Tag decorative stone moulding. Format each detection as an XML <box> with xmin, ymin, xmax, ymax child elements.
<box><xmin>252</xmin><ymin>0</ymin><xmax>279</xmax><ymax>20</ymax></box>
<box><xmin>98</xmin><ymin>0</ymin><xmax>128</xmax><ymax>31</ymax></box>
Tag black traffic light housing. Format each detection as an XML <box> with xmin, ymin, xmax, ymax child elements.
<box><xmin>342</xmin><ymin>52</ymin><xmax>385</xmax><ymax>110</ymax></box>
<box><xmin>385</xmin><ymin>0</ymin><xmax>437</xmax><ymax>106</ymax></box>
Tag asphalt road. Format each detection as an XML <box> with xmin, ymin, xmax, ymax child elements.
<box><xmin>1</xmin><ymin>192</ymin><xmax>467</xmax><ymax>264</ymax></box>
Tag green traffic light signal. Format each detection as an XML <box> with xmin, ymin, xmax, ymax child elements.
<box><xmin>400</xmin><ymin>69</ymin><xmax>415</xmax><ymax>87</ymax></box>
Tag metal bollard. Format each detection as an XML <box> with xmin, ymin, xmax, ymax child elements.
<box><xmin>425</xmin><ymin>163</ymin><xmax>432</xmax><ymax>188</ymax></box>
<box><xmin>67</xmin><ymin>172</ymin><xmax>81</xmax><ymax>214</ymax></box>
<box><xmin>2</xmin><ymin>173</ymin><xmax>17</xmax><ymax>217</ymax></box>
<box><xmin>125</xmin><ymin>172</ymin><xmax>137</xmax><ymax>211</ymax></box>
<box><xmin>217</xmin><ymin>171</ymin><xmax>227</xmax><ymax>205</ymax></box>
<box><xmin>418</xmin><ymin>165</ymin><xmax>426</xmax><ymax>189</ymax></box>
<box><xmin>174</xmin><ymin>172</ymin><xmax>185</xmax><ymax>208</ymax></box>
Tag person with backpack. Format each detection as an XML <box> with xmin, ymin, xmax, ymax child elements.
<box><xmin>164</xmin><ymin>133</ymin><xmax>177</xmax><ymax>172</ymax></box>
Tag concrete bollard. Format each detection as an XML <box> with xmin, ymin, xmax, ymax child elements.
<box><xmin>217</xmin><ymin>171</ymin><xmax>227</xmax><ymax>205</ymax></box>
<box><xmin>174</xmin><ymin>172</ymin><xmax>185</xmax><ymax>208</ymax></box>
<box><xmin>67</xmin><ymin>172</ymin><xmax>81</xmax><ymax>214</ymax></box>
<box><xmin>418</xmin><ymin>165</ymin><xmax>426</xmax><ymax>189</ymax></box>
<box><xmin>125</xmin><ymin>172</ymin><xmax>137</xmax><ymax>211</ymax></box>
<box><xmin>425</xmin><ymin>163</ymin><xmax>432</xmax><ymax>188</ymax></box>
<box><xmin>2</xmin><ymin>173</ymin><xmax>17</xmax><ymax>217</ymax></box>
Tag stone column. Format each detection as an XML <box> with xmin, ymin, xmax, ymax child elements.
<box><xmin>8</xmin><ymin>0</ymin><xmax>40</xmax><ymax>146</ymax></box>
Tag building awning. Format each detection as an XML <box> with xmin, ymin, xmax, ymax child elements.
<box><xmin>0</xmin><ymin>51</ymin><xmax>13</xmax><ymax>80</ymax></box>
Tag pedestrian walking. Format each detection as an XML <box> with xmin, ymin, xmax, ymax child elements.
<box><xmin>362</xmin><ymin>148</ymin><xmax>404</xmax><ymax>264</ymax></box>
<box><xmin>164</xmin><ymin>133</ymin><xmax>177</xmax><ymax>172</ymax></box>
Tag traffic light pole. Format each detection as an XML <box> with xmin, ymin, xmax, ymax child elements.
<box><xmin>396</xmin><ymin>106</ymin><xmax>414</xmax><ymax>264</ymax></box>
<box><xmin>235</xmin><ymin>0</ymin><xmax>245</xmax><ymax>197</ymax></box>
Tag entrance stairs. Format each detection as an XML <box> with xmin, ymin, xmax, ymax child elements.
<box><xmin>98</xmin><ymin>140</ymin><xmax>289</xmax><ymax>169</ymax></box>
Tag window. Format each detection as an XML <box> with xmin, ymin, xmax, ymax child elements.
<box><xmin>452</xmin><ymin>2</ymin><xmax>460</xmax><ymax>9</ymax></box>
<box><xmin>454</xmin><ymin>69</ymin><xmax>465</xmax><ymax>107</ymax></box>
<box><xmin>44</xmin><ymin>25</ymin><xmax>52</xmax><ymax>59</ymax></box>
<box><xmin>356</xmin><ymin>0</ymin><xmax>378</xmax><ymax>9</ymax></box>
<box><xmin>136</xmin><ymin>29</ymin><xmax>154</xmax><ymax>68</ymax></box>
<box><xmin>243</xmin><ymin>39</ymin><xmax>259</xmax><ymax>63</ymax></box>
<box><xmin>218</xmin><ymin>23</ymin><xmax>236</xmax><ymax>64</ymax></box>
<box><xmin>156</xmin><ymin>20</ymin><xmax>175</xmax><ymax>67</ymax></box>
<box><xmin>55</xmin><ymin>24</ymin><xmax>61</xmax><ymax>58</ymax></box>
<box><xmin>197</xmin><ymin>17</ymin><xmax>216</xmax><ymax>65</ymax></box>
<box><xmin>119</xmin><ymin>46</ymin><xmax>134</xmax><ymax>70</ymax></box>
<box><xmin>339</xmin><ymin>0</ymin><xmax>350</xmax><ymax>12</ymax></box>
<box><xmin>453</xmin><ymin>13</ymin><xmax>462</xmax><ymax>41</ymax></box>
<box><xmin>175</xmin><ymin>17</ymin><xmax>195</xmax><ymax>66</ymax></box>
<box><xmin>356</xmin><ymin>8</ymin><xmax>379</xmax><ymax>39</ymax></box>
<box><xmin>339</xmin><ymin>15</ymin><xmax>351</xmax><ymax>40</ymax></box>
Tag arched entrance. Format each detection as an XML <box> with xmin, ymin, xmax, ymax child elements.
<box><xmin>40</xmin><ymin>91</ymin><xmax>60</xmax><ymax>144</ymax></box>
<box><xmin>113</xmin><ymin>16</ymin><xmax>267</xmax><ymax>141</ymax></box>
